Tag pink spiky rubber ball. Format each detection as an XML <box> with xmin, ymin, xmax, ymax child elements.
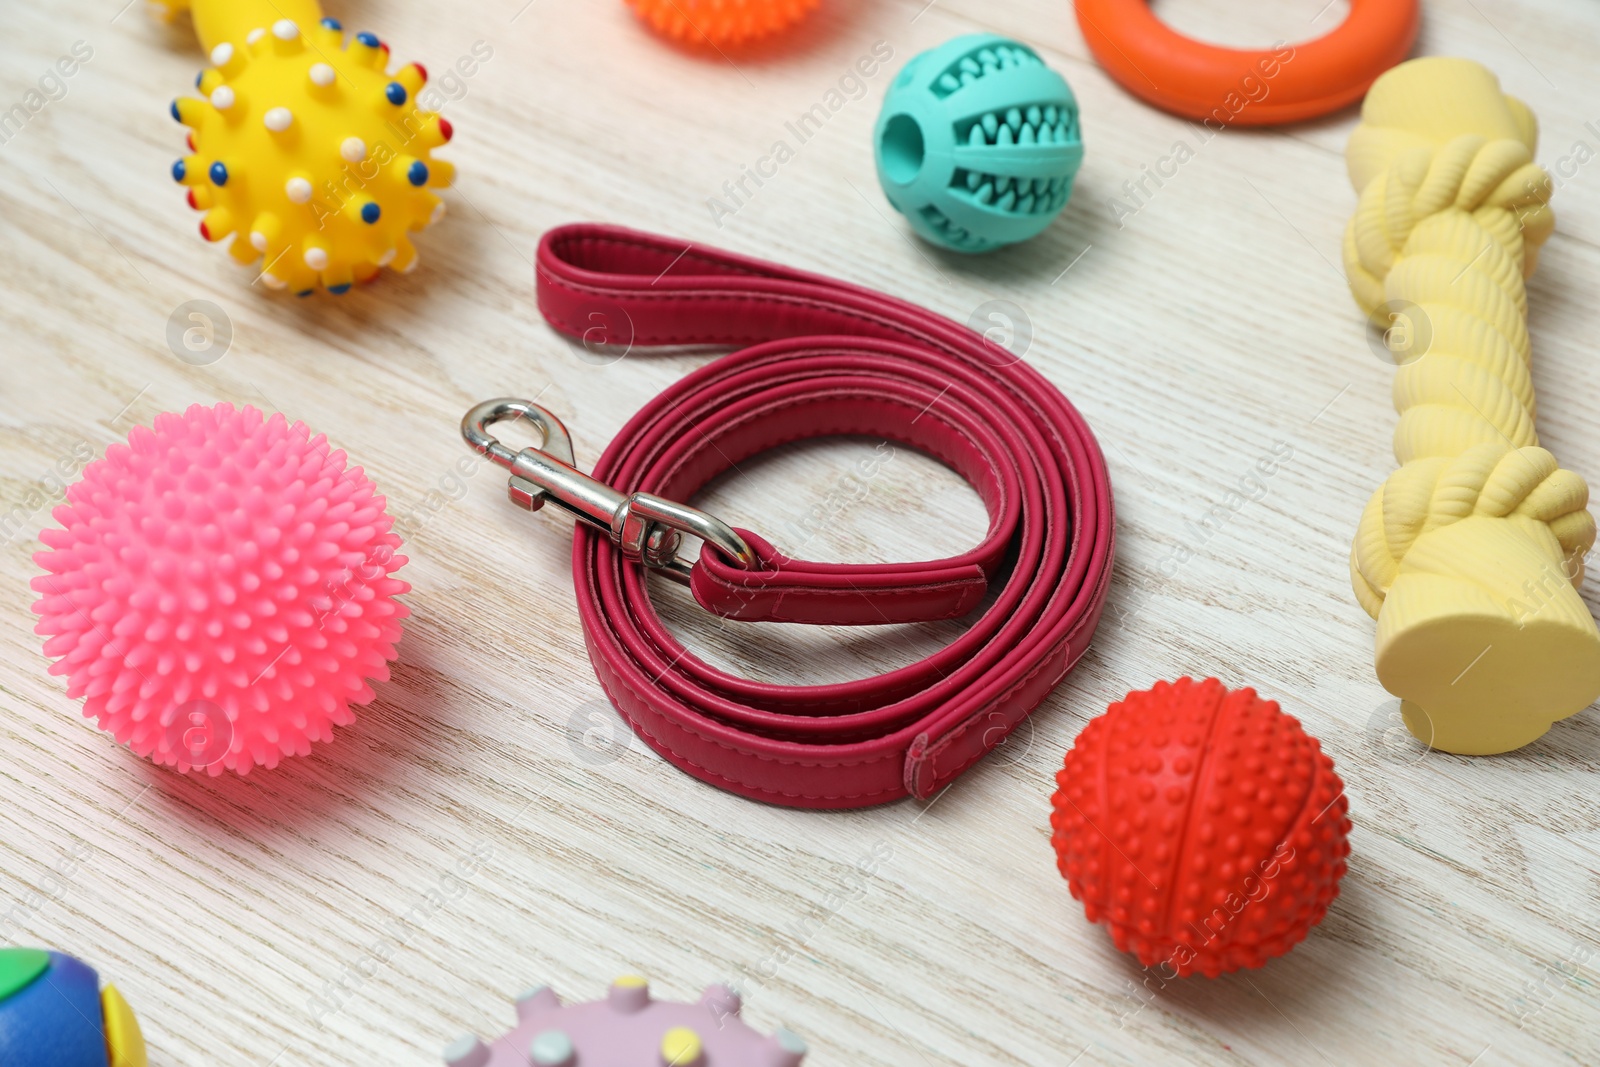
<box><xmin>31</xmin><ymin>402</ymin><xmax>409</xmax><ymax>774</ymax></box>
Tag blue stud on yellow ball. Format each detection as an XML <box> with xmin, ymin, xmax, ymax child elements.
<box><xmin>0</xmin><ymin>949</ymin><xmax>146</xmax><ymax>1066</ymax></box>
<box><xmin>874</xmin><ymin>34</ymin><xmax>1084</xmax><ymax>253</ymax></box>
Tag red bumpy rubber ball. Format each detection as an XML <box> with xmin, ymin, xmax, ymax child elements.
<box><xmin>1050</xmin><ymin>677</ymin><xmax>1350</xmax><ymax>977</ymax></box>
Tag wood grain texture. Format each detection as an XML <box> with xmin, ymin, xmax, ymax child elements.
<box><xmin>1</xmin><ymin>0</ymin><xmax>1598</xmax><ymax>1064</ymax></box>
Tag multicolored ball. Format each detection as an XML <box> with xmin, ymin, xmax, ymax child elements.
<box><xmin>1050</xmin><ymin>677</ymin><xmax>1350</xmax><ymax>977</ymax></box>
<box><xmin>0</xmin><ymin>949</ymin><xmax>145</xmax><ymax>1067</ymax></box>
<box><xmin>31</xmin><ymin>403</ymin><xmax>409</xmax><ymax>774</ymax></box>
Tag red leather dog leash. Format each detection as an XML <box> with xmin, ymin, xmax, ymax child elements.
<box><xmin>462</xmin><ymin>223</ymin><xmax>1114</xmax><ymax>809</ymax></box>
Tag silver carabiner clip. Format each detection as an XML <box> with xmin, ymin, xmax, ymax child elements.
<box><xmin>461</xmin><ymin>399</ymin><xmax>756</xmax><ymax>585</ymax></box>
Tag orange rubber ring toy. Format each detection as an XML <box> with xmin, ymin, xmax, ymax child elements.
<box><xmin>1074</xmin><ymin>0</ymin><xmax>1419</xmax><ymax>126</ymax></box>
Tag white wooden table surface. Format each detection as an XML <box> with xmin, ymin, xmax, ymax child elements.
<box><xmin>2</xmin><ymin>0</ymin><xmax>1598</xmax><ymax>1063</ymax></box>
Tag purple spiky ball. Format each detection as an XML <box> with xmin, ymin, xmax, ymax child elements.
<box><xmin>444</xmin><ymin>976</ymin><xmax>807</xmax><ymax>1066</ymax></box>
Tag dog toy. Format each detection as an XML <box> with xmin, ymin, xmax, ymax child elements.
<box><xmin>623</xmin><ymin>0</ymin><xmax>819</xmax><ymax>48</ymax></box>
<box><xmin>874</xmin><ymin>35</ymin><xmax>1082</xmax><ymax>253</ymax></box>
<box><xmin>1050</xmin><ymin>678</ymin><xmax>1350</xmax><ymax>977</ymax></box>
<box><xmin>31</xmin><ymin>403</ymin><xmax>409</xmax><ymax>774</ymax></box>
<box><xmin>443</xmin><ymin>976</ymin><xmax>807</xmax><ymax>1066</ymax></box>
<box><xmin>1342</xmin><ymin>58</ymin><xmax>1600</xmax><ymax>754</ymax></box>
<box><xmin>0</xmin><ymin>948</ymin><xmax>146</xmax><ymax>1067</ymax></box>
<box><xmin>1074</xmin><ymin>0</ymin><xmax>1417</xmax><ymax>125</ymax></box>
<box><xmin>152</xmin><ymin>0</ymin><xmax>453</xmax><ymax>294</ymax></box>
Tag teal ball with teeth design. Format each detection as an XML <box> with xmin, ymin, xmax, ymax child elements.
<box><xmin>874</xmin><ymin>34</ymin><xmax>1083</xmax><ymax>253</ymax></box>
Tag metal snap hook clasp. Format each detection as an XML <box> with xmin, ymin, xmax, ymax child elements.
<box><xmin>461</xmin><ymin>398</ymin><xmax>756</xmax><ymax>584</ymax></box>
<box><xmin>462</xmin><ymin>398</ymin><xmax>579</xmax><ymax>514</ymax></box>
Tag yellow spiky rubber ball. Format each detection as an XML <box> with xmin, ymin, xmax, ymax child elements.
<box><xmin>170</xmin><ymin>17</ymin><xmax>453</xmax><ymax>294</ymax></box>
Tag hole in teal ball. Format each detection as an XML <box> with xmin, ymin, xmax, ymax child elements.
<box><xmin>879</xmin><ymin>114</ymin><xmax>925</xmax><ymax>184</ymax></box>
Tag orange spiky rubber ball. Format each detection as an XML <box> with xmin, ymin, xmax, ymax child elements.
<box><xmin>624</xmin><ymin>0</ymin><xmax>820</xmax><ymax>48</ymax></box>
<box><xmin>1050</xmin><ymin>678</ymin><xmax>1351</xmax><ymax>977</ymax></box>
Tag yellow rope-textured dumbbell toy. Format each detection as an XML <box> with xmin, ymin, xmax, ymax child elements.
<box><xmin>1344</xmin><ymin>57</ymin><xmax>1600</xmax><ymax>754</ymax></box>
<box><xmin>154</xmin><ymin>0</ymin><xmax>454</xmax><ymax>294</ymax></box>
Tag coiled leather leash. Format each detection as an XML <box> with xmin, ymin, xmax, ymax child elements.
<box><xmin>463</xmin><ymin>223</ymin><xmax>1114</xmax><ymax>809</ymax></box>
